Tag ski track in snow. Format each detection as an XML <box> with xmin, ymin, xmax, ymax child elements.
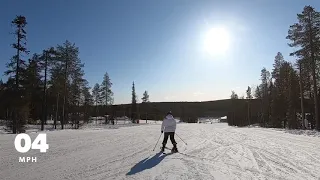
<box><xmin>1</xmin><ymin>123</ymin><xmax>320</xmax><ymax>180</ymax></box>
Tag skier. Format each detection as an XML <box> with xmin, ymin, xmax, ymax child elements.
<box><xmin>161</xmin><ymin>111</ymin><xmax>178</xmax><ymax>153</ymax></box>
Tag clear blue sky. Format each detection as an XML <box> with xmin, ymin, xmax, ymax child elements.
<box><xmin>1</xmin><ymin>0</ymin><xmax>319</xmax><ymax>104</ymax></box>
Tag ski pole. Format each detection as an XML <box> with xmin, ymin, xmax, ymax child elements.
<box><xmin>175</xmin><ymin>133</ymin><xmax>187</xmax><ymax>145</ymax></box>
<box><xmin>153</xmin><ymin>132</ymin><xmax>162</xmax><ymax>151</ymax></box>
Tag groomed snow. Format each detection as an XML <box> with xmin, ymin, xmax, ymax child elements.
<box><xmin>1</xmin><ymin>123</ymin><xmax>320</xmax><ymax>180</ymax></box>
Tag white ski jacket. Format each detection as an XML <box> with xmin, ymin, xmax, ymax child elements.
<box><xmin>161</xmin><ymin>114</ymin><xmax>176</xmax><ymax>132</ymax></box>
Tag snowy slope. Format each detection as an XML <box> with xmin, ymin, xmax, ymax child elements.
<box><xmin>0</xmin><ymin>126</ymin><xmax>6</xmax><ymax>135</ymax></box>
<box><xmin>1</xmin><ymin>123</ymin><xmax>320</xmax><ymax>180</ymax></box>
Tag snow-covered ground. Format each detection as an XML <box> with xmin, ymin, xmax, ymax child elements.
<box><xmin>198</xmin><ymin>118</ymin><xmax>220</xmax><ymax>124</ymax></box>
<box><xmin>0</xmin><ymin>120</ymin><xmax>162</xmax><ymax>134</ymax></box>
<box><xmin>0</xmin><ymin>125</ymin><xmax>6</xmax><ymax>134</ymax></box>
<box><xmin>1</xmin><ymin>123</ymin><xmax>320</xmax><ymax>180</ymax></box>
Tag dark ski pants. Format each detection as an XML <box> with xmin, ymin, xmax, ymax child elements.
<box><xmin>162</xmin><ymin>132</ymin><xmax>177</xmax><ymax>146</ymax></box>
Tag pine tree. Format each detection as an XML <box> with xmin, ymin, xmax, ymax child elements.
<box><xmin>92</xmin><ymin>83</ymin><xmax>101</xmax><ymax>119</ymax></box>
<box><xmin>246</xmin><ymin>86</ymin><xmax>252</xmax><ymax>99</ymax></box>
<box><xmin>39</xmin><ymin>47</ymin><xmax>56</xmax><ymax>130</ymax></box>
<box><xmin>260</xmin><ymin>68</ymin><xmax>270</xmax><ymax>93</ymax></box>
<box><xmin>287</xmin><ymin>5</ymin><xmax>320</xmax><ymax>130</ymax></box>
<box><xmin>24</xmin><ymin>54</ymin><xmax>43</xmax><ymax>122</ymax></box>
<box><xmin>230</xmin><ymin>91</ymin><xmax>238</xmax><ymax>99</ymax></box>
<box><xmin>297</xmin><ymin>59</ymin><xmax>306</xmax><ymax>129</ymax></box>
<box><xmin>92</xmin><ymin>83</ymin><xmax>101</xmax><ymax>105</ymax></box>
<box><xmin>5</xmin><ymin>15</ymin><xmax>29</xmax><ymax>133</ymax></box>
<box><xmin>142</xmin><ymin>90</ymin><xmax>150</xmax><ymax>103</ymax></box>
<box><xmin>49</xmin><ymin>60</ymin><xmax>64</xmax><ymax>128</ymax></box>
<box><xmin>131</xmin><ymin>81</ymin><xmax>138</xmax><ymax>122</ymax></box>
<box><xmin>269</xmin><ymin>52</ymin><xmax>287</xmax><ymax>128</ymax></box>
<box><xmin>254</xmin><ymin>86</ymin><xmax>262</xmax><ymax>99</ymax></box>
<box><xmin>281</xmin><ymin>62</ymin><xmax>300</xmax><ymax>129</ymax></box>
<box><xmin>81</xmin><ymin>82</ymin><xmax>93</xmax><ymax>122</ymax></box>
<box><xmin>272</xmin><ymin>52</ymin><xmax>285</xmax><ymax>81</ymax></box>
<box><xmin>267</xmin><ymin>79</ymin><xmax>276</xmax><ymax>127</ymax></box>
<box><xmin>53</xmin><ymin>40</ymin><xmax>85</xmax><ymax>129</ymax></box>
<box><xmin>260</xmin><ymin>68</ymin><xmax>271</xmax><ymax>127</ymax></box>
<box><xmin>270</xmin><ymin>81</ymin><xmax>280</xmax><ymax>127</ymax></box>
<box><xmin>100</xmin><ymin>72</ymin><xmax>114</xmax><ymax>116</ymax></box>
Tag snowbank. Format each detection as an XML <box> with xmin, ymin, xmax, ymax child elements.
<box><xmin>0</xmin><ymin>126</ymin><xmax>6</xmax><ymax>134</ymax></box>
<box><xmin>247</xmin><ymin>123</ymin><xmax>261</xmax><ymax>128</ymax></box>
<box><xmin>244</xmin><ymin>123</ymin><xmax>320</xmax><ymax>137</ymax></box>
<box><xmin>283</xmin><ymin>129</ymin><xmax>320</xmax><ymax>137</ymax></box>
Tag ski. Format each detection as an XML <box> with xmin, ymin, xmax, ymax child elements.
<box><xmin>166</xmin><ymin>147</ymin><xmax>179</xmax><ymax>153</ymax></box>
<box><xmin>160</xmin><ymin>147</ymin><xmax>178</xmax><ymax>154</ymax></box>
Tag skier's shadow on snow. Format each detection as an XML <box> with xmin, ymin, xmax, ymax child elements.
<box><xmin>126</xmin><ymin>152</ymin><xmax>171</xmax><ymax>175</ymax></box>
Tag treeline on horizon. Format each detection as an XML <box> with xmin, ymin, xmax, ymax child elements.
<box><xmin>1</xmin><ymin>5</ymin><xmax>320</xmax><ymax>133</ymax></box>
<box><xmin>229</xmin><ymin>5</ymin><xmax>320</xmax><ymax>131</ymax></box>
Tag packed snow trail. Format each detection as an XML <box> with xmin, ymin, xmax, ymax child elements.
<box><xmin>1</xmin><ymin>123</ymin><xmax>320</xmax><ymax>180</ymax></box>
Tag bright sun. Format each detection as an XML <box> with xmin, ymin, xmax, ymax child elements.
<box><xmin>204</xmin><ymin>27</ymin><xmax>230</xmax><ymax>56</ymax></box>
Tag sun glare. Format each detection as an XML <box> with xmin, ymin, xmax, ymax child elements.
<box><xmin>204</xmin><ymin>27</ymin><xmax>230</xmax><ymax>56</ymax></box>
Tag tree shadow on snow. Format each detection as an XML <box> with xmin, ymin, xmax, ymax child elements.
<box><xmin>126</xmin><ymin>152</ymin><xmax>171</xmax><ymax>176</ymax></box>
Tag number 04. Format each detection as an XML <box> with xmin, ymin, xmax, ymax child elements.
<box><xmin>14</xmin><ymin>134</ymin><xmax>49</xmax><ymax>153</ymax></box>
